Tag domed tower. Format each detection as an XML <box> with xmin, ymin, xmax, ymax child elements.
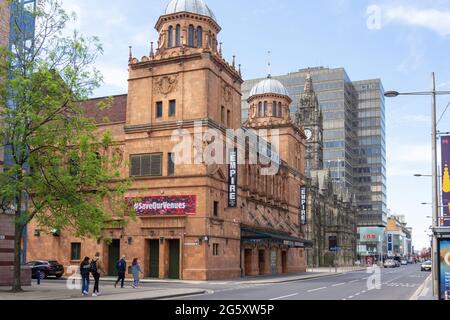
<box><xmin>245</xmin><ymin>76</ymin><xmax>292</xmax><ymax>128</ymax></box>
<box><xmin>126</xmin><ymin>0</ymin><xmax>242</xmax><ymax>129</ymax></box>
<box><xmin>156</xmin><ymin>0</ymin><xmax>220</xmax><ymax>55</ymax></box>
<box><xmin>244</xmin><ymin>74</ymin><xmax>306</xmax><ymax>175</ymax></box>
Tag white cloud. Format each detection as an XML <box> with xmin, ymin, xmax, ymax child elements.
<box><xmin>97</xmin><ymin>63</ymin><xmax>128</xmax><ymax>91</ymax></box>
<box><xmin>383</xmin><ymin>5</ymin><xmax>450</xmax><ymax>37</ymax></box>
<box><xmin>387</xmin><ymin>144</ymin><xmax>431</xmax><ymax>177</ymax></box>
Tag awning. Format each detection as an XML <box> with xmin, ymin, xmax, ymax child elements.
<box><xmin>241</xmin><ymin>228</ymin><xmax>314</xmax><ymax>248</ymax></box>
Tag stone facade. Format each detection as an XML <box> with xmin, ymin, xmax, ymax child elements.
<box><xmin>296</xmin><ymin>74</ymin><xmax>357</xmax><ymax>267</ymax></box>
<box><xmin>27</xmin><ymin>1</ymin><xmax>309</xmax><ymax>280</ymax></box>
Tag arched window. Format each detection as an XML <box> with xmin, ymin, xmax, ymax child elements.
<box><xmin>258</xmin><ymin>102</ymin><xmax>262</xmax><ymax>117</ymax></box>
<box><xmin>175</xmin><ymin>24</ymin><xmax>181</xmax><ymax>47</ymax></box>
<box><xmin>168</xmin><ymin>26</ymin><xmax>174</xmax><ymax>48</ymax></box>
<box><xmin>278</xmin><ymin>102</ymin><xmax>282</xmax><ymax>117</ymax></box>
<box><xmin>273</xmin><ymin>101</ymin><xmax>277</xmax><ymax>117</ymax></box>
<box><xmin>264</xmin><ymin>101</ymin><xmax>268</xmax><ymax>116</ymax></box>
<box><xmin>196</xmin><ymin>26</ymin><xmax>203</xmax><ymax>48</ymax></box>
<box><xmin>188</xmin><ymin>25</ymin><xmax>195</xmax><ymax>47</ymax></box>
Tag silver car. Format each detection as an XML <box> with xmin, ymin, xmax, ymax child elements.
<box><xmin>384</xmin><ymin>259</ymin><xmax>396</xmax><ymax>268</ymax></box>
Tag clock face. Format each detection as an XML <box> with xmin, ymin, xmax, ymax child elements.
<box><xmin>305</xmin><ymin>128</ymin><xmax>313</xmax><ymax>141</ymax></box>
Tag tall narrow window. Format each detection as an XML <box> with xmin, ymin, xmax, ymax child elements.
<box><xmin>175</xmin><ymin>24</ymin><xmax>181</xmax><ymax>47</ymax></box>
<box><xmin>273</xmin><ymin>101</ymin><xmax>277</xmax><ymax>117</ymax></box>
<box><xmin>168</xmin><ymin>26</ymin><xmax>173</xmax><ymax>48</ymax></box>
<box><xmin>213</xmin><ymin>201</ymin><xmax>219</xmax><ymax>217</ymax></box>
<box><xmin>169</xmin><ymin>100</ymin><xmax>176</xmax><ymax>117</ymax></box>
<box><xmin>213</xmin><ymin>243</ymin><xmax>219</xmax><ymax>256</ymax></box>
<box><xmin>264</xmin><ymin>101</ymin><xmax>268</xmax><ymax>116</ymax></box>
<box><xmin>227</xmin><ymin>110</ymin><xmax>231</xmax><ymax>127</ymax></box>
<box><xmin>196</xmin><ymin>26</ymin><xmax>203</xmax><ymax>48</ymax></box>
<box><xmin>221</xmin><ymin>106</ymin><xmax>225</xmax><ymax>123</ymax></box>
<box><xmin>156</xmin><ymin>101</ymin><xmax>163</xmax><ymax>118</ymax></box>
<box><xmin>278</xmin><ymin>102</ymin><xmax>282</xmax><ymax>117</ymax></box>
<box><xmin>188</xmin><ymin>25</ymin><xmax>195</xmax><ymax>47</ymax></box>
<box><xmin>168</xmin><ymin>153</ymin><xmax>175</xmax><ymax>176</ymax></box>
<box><xmin>258</xmin><ymin>102</ymin><xmax>262</xmax><ymax>117</ymax></box>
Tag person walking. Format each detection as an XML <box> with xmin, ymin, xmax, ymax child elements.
<box><xmin>114</xmin><ymin>255</ymin><xmax>127</xmax><ymax>288</ymax></box>
<box><xmin>80</xmin><ymin>257</ymin><xmax>91</xmax><ymax>296</ymax></box>
<box><xmin>91</xmin><ymin>252</ymin><xmax>106</xmax><ymax>297</ymax></box>
<box><xmin>131</xmin><ymin>258</ymin><xmax>144</xmax><ymax>289</ymax></box>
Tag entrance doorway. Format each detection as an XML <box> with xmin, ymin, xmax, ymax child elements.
<box><xmin>108</xmin><ymin>239</ymin><xmax>120</xmax><ymax>276</ymax></box>
<box><xmin>168</xmin><ymin>239</ymin><xmax>180</xmax><ymax>279</ymax></box>
<box><xmin>244</xmin><ymin>249</ymin><xmax>252</xmax><ymax>276</ymax></box>
<box><xmin>149</xmin><ymin>240</ymin><xmax>160</xmax><ymax>278</ymax></box>
<box><xmin>258</xmin><ymin>250</ymin><xmax>265</xmax><ymax>275</ymax></box>
<box><xmin>282</xmin><ymin>251</ymin><xmax>288</xmax><ymax>273</ymax></box>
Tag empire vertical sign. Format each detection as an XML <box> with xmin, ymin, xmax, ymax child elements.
<box><xmin>228</xmin><ymin>149</ymin><xmax>238</xmax><ymax>208</ymax></box>
<box><xmin>300</xmin><ymin>186</ymin><xmax>307</xmax><ymax>225</ymax></box>
<box><xmin>442</xmin><ymin>136</ymin><xmax>450</xmax><ymax>227</ymax></box>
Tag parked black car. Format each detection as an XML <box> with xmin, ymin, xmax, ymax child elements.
<box><xmin>25</xmin><ymin>260</ymin><xmax>64</xmax><ymax>279</ymax></box>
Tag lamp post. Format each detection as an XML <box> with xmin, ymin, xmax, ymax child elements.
<box><xmin>385</xmin><ymin>73</ymin><xmax>450</xmax><ymax>297</ymax></box>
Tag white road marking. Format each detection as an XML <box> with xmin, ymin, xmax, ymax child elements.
<box><xmin>270</xmin><ymin>293</ymin><xmax>299</xmax><ymax>300</ymax></box>
<box><xmin>307</xmin><ymin>287</ymin><xmax>327</xmax><ymax>293</ymax></box>
<box><xmin>332</xmin><ymin>283</ymin><xmax>346</xmax><ymax>287</ymax></box>
<box><xmin>348</xmin><ymin>280</ymin><xmax>359</xmax><ymax>283</ymax></box>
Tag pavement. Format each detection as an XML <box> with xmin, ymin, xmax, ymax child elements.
<box><xmin>0</xmin><ymin>265</ymin><xmax>431</xmax><ymax>300</ymax></box>
<box><xmin>0</xmin><ymin>281</ymin><xmax>206</xmax><ymax>300</ymax></box>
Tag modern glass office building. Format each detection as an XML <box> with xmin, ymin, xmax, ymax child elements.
<box><xmin>242</xmin><ymin>67</ymin><xmax>387</xmax><ymax>228</ymax></box>
<box><xmin>353</xmin><ymin>80</ymin><xmax>387</xmax><ymax>227</ymax></box>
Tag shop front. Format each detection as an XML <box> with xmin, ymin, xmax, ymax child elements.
<box><xmin>241</xmin><ymin>228</ymin><xmax>312</xmax><ymax>277</ymax></box>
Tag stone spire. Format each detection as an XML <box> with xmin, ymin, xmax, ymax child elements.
<box><xmin>304</xmin><ymin>73</ymin><xmax>314</xmax><ymax>94</ymax></box>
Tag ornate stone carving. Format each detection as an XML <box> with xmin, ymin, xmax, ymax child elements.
<box><xmin>222</xmin><ymin>85</ymin><xmax>233</xmax><ymax>103</ymax></box>
<box><xmin>154</xmin><ymin>75</ymin><xmax>178</xmax><ymax>95</ymax></box>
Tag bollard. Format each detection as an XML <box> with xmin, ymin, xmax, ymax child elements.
<box><xmin>37</xmin><ymin>270</ymin><xmax>41</xmax><ymax>285</ymax></box>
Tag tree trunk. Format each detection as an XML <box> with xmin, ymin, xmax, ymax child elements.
<box><xmin>12</xmin><ymin>217</ymin><xmax>23</xmax><ymax>292</ymax></box>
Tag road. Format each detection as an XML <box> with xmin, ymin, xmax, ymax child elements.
<box><xmin>170</xmin><ymin>264</ymin><xmax>429</xmax><ymax>300</ymax></box>
<box><xmin>38</xmin><ymin>264</ymin><xmax>429</xmax><ymax>300</ymax></box>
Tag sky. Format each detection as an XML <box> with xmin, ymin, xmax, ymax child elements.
<box><xmin>60</xmin><ymin>0</ymin><xmax>450</xmax><ymax>251</ymax></box>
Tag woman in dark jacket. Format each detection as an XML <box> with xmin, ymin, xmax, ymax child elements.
<box><xmin>80</xmin><ymin>257</ymin><xmax>91</xmax><ymax>296</ymax></box>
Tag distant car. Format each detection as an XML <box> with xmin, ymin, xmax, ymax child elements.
<box><xmin>384</xmin><ymin>259</ymin><xmax>396</xmax><ymax>268</ymax></box>
<box><xmin>421</xmin><ymin>260</ymin><xmax>432</xmax><ymax>272</ymax></box>
<box><xmin>401</xmin><ymin>260</ymin><xmax>408</xmax><ymax>266</ymax></box>
<box><xmin>25</xmin><ymin>260</ymin><xmax>64</xmax><ymax>279</ymax></box>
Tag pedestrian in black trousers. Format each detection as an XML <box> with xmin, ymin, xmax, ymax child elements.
<box><xmin>91</xmin><ymin>252</ymin><xmax>106</xmax><ymax>296</ymax></box>
<box><xmin>114</xmin><ymin>255</ymin><xmax>127</xmax><ymax>288</ymax></box>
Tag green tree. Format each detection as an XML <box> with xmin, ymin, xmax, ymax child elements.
<box><xmin>0</xmin><ymin>0</ymin><xmax>131</xmax><ymax>292</ymax></box>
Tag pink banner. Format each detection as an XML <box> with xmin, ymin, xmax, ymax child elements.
<box><xmin>127</xmin><ymin>195</ymin><xmax>196</xmax><ymax>216</ymax></box>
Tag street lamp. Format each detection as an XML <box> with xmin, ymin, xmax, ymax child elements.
<box><xmin>385</xmin><ymin>73</ymin><xmax>450</xmax><ymax>297</ymax></box>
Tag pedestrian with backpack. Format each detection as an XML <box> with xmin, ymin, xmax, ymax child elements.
<box><xmin>131</xmin><ymin>258</ymin><xmax>144</xmax><ymax>289</ymax></box>
<box><xmin>114</xmin><ymin>255</ymin><xmax>127</xmax><ymax>288</ymax></box>
<box><xmin>91</xmin><ymin>252</ymin><xmax>106</xmax><ymax>297</ymax></box>
<box><xmin>79</xmin><ymin>257</ymin><xmax>91</xmax><ymax>296</ymax></box>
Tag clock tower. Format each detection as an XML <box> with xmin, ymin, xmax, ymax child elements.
<box><xmin>295</xmin><ymin>73</ymin><xmax>323</xmax><ymax>174</ymax></box>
